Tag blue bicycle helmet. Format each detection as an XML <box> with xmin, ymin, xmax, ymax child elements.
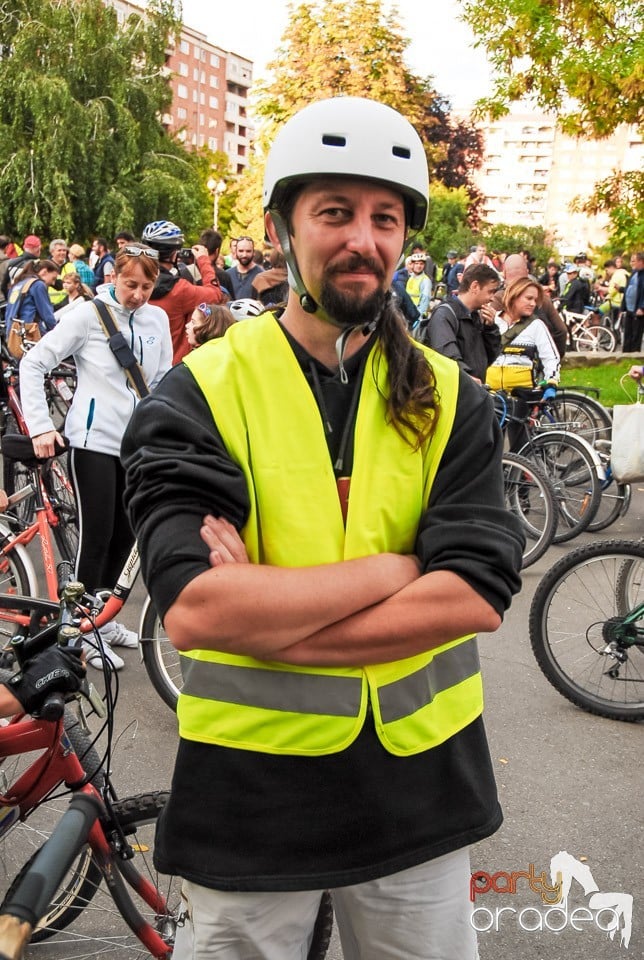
<box><xmin>141</xmin><ymin>220</ymin><xmax>184</xmax><ymax>250</ymax></box>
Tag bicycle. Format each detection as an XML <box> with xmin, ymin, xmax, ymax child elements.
<box><xmin>0</xmin><ymin>566</ymin><xmax>334</xmax><ymax>959</ymax></box>
<box><xmin>493</xmin><ymin>390</ymin><xmax>605</xmax><ymax>542</ymax></box>
<box><xmin>560</xmin><ymin>307</ymin><xmax>617</xmax><ymax>353</ymax></box>
<box><xmin>529</xmin><ymin>539</ymin><xmax>644</xmax><ymax>721</ymax></box>
<box><xmin>501</xmin><ymin>452</ymin><xmax>557</xmax><ymax>567</ymax></box>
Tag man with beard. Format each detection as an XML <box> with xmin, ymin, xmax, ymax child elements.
<box><xmin>224</xmin><ymin>235</ymin><xmax>263</xmax><ymax>298</ymax></box>
<box><xmin>122</xmin><ymin>96</ymin><xmax>523</xmax><ymax>960</ymax></box>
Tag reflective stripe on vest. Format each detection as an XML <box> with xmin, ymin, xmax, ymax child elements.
<box><xmin>181</xmin><ymin>314</ymin><xmax>483</xmax><ymax>756</ymax></box>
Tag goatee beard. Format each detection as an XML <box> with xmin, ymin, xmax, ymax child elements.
<box><xmin>319</xmin><ymin>257</ymin><xmax>388</xmax><ymax>328</ymax></box>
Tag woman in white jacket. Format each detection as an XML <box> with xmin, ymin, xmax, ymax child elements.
<box><xmin>21</xmin><ymin>244</ymin><xmax>172</xmax><ymax>669</ymax></box>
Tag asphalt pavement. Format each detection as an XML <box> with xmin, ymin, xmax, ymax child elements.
<box><xmin>22</xmin><ymin>482</ymin><xmax>644</xmax><ymax>960</ymax></box>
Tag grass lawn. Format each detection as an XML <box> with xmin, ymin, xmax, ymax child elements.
<box><xmin>559</xmin><ymin>358</ymin><xmax>642</xmax><ymax>408</ymax></box>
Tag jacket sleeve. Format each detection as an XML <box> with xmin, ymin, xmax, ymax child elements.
<box><xmin>194</xmin><ymin>255</ymin><xmax>225</xmax><ymax>304</ymax></box>
<box><xmin>416</xmin><ymin>373</ymin><xmax>524</xmax><ymax>616</ymax></box>
<box><xmin>32</xmin><ymin>281</ymin><xmax>57</xmax><ymax>332</ymax></box>
<box><xmin>19</xmin><ymin>310</ymin><xmax>91</xmax><ymax>438</ymax></box>
<box><xmin>121</xmin><ymin>364</ymin><xmax>250</xmax><ymax>620</ymax></box>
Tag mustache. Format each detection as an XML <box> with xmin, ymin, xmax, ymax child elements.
<box><xmin>325</xmin><ymin>255</ymin><xmax>385</xmax><ymax>280</ymax></box>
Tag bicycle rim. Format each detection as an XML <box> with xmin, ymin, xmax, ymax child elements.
<box><xmin>0</xmin><ymin>538</ymin><xmax>38</xmax><ymax>645</ymax></box>
<box><xmin>3</xmin><ymin>790</ymin><xmax>180</xmax><ymax>959</ymax></box>
<box><xmin>519</xmin><ymin>432</ymin><xmax>601</xmax><ymax>543</ymax></box>
<box><xmin>501</xmin><ymin>454</ymin><xmax>557</xmax><ymax>567</ymax></box>
<box><xmin>528</xmin><ymin>541</ymin><xmax>644</xmax><ymax>720</ymax></box>
<box><xmin>576</xmin><ymin>325</ymin><xmax>616</xmax><ymax>353</ymax></box>
<box><xmin>0</xmin><ymin>693</ymin><xmax>106</xmax><ymax>941</ymax></box>
<box><xmin>44</xmin><ymin>457</ymin><xmax>79</xmax><ymax>564</ymax></box>
<box><xmin>139</xmin><ymin>599</ymin><xmax>182</xmax><ymax>711</ymax></box>
<box><xmin>543</xmin><ymin>392</ymin><xmax>612</xmax><ymax>444</ymax></box>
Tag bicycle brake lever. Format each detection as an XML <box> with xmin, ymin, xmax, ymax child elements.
<box><xmin>80</xmin><ymin>679</ymin><xmax>107</xmax><ymax>720</ymax></box>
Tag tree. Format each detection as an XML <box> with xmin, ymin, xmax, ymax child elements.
<box><xmin>479</xmin><ymin>223</ymin><xmax>558</xmax><ymax>273</ymax></box>
<box><xmin>461</xmin><ymin>0</ymin><xmax>644</xmax><ymax>139</ymax></box>
<box><xmin>236</xmin><ymin>0</ymin><xmax>483</xmax><ymax>239</ymax></box>
<box><xmin>419</xmin><ymin>184</ymin><xmax>474</xmax><ymax>265</ymax></box>
<box><xmin>572</xmin><ymin>171</ymin><xmax>644</xmax><ymax>250</ymax></box>
<box><xmin>0</xmin><ymin>0</ymin><xmax>208</xmax><ymax>241</ymax></box>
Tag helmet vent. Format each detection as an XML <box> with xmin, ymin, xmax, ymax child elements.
<box><xmin>392</xmin><ymin>145</ymin><xmax>411</xmax><ymax>159</ymax></box>
<box><xmin>322</xmin><ymin>134</ymin><xmax>347</xmax><ymax>147</ymax></box>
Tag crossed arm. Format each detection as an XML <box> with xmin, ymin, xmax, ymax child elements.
<box><xmin>163</xmin><ymin>516</ymin><xmax>501</xmax><ymax>667</ymax></box>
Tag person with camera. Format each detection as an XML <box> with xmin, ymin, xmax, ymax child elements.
<box><xmin>142</xmin><ymin>220</ymin><xmax>226</xmax><ymax>364</ymax></box>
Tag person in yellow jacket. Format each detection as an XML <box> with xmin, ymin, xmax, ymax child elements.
<box><xmin>122</xmin><ymin>96</ymin><xmax>524</xmax><ymax>960</ymax></box>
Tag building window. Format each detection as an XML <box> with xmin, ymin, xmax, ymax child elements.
<box><xmin>209</xmin><ymin>96</ymin><xmax>218</xmax><ymax>109</ymax></box>
<box><xmin>177</xmin><ymin>84</ymin><xmax>188</xmax><ymax>99</ymax></box>
<box><xmin>210</xmin><ymin>53</ymin><xmax>220</xmax><ymax>68</ymax></box>
<box><xmin>210</xmin><ymin>76</ymin><xmax>219</xmax><ymax>88</ymax></box>
<box><xmin>208</xmin><ymin>137</ymin><xmax>218</xmax><ymax>150</ymax></box>
<box><xmin>200</xmin><ymin>92</ymin><xmax>205</xmax><ymax>105</ymax></box>
<box><xmin>193</xmin><ymin>67</ymin><xmax>200</xmax><ymax>81</ymax></box>
<box><xmin>194</xmin><ymin>45</ymin><xmax>200</xmax><ymax>58</ymax></box>
<box><xmin>177</xmin><ymin>106</ymin><xmax>187</xmax><ymax>120</ymax></box>
<box><xmin>179</xmin><ymin>39</ymin><xmax>189</xmax><ymax>54</ymax></box>
<box><xmin>178</xmin><ymin>62</ymin><xmax>188</xmax><ymax>77</ymax></box>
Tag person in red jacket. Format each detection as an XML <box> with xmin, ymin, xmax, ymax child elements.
<box><xmin>142</xmin><ymin>220</ymin><xmax>225</xmax><ymax>364</ymax></box>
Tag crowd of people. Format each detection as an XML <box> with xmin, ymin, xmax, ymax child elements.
<box><xmin>0</xmin><ymin>91</ymin><xmax>642</xmax><ymax>960</ymax></box>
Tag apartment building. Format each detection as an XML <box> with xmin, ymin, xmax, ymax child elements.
<box><xmin>108</xmin><ymin>0</ymin><xmax>253</xmax><ymax>174</ymax></box>
<box><xmin>471</xmin><ymin>111</ymin><xmax>643</xmax><ymax>252</ymax></box>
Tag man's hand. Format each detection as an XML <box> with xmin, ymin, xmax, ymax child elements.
<box><xmin>2</xmin><ymin>646</ymin><xmax>85</xmax><ymax>716</ymax></box>
<box><xmin>201</xmin><ymin>515</ymin><xmax>250</xmax><ymax>566</ymax></box>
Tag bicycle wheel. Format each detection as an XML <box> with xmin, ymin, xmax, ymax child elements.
<box><xmin>43</xmin><ymin>456</ymin><xmax>79</xmax><ymax>564</ymax></box>
<box><xmin>0</xmin><ymin>536</ymin><xmax>39</xmax><ymax>646</ymax></box>
<box><xmin>501</xmin><ymin>453</ymin><xmax>557</xmax><ymax>567</ymax></box>
<box><xmin>528</xmin><ymin>540</ymin><xmax>644</xmax><ymax>721</ymax></box>
<box><xmin>2</xmin><ymin>415</ymin><xmax>36</xmax><ymax>526</ymax></box>
<box><xmin>139</xmin><ymin>597</ymin><xmax>182</xmax><ymax>711</ymax></box>
<box><xmin>518</xmin><ymin>431</ymin><xmax>602</xmax><ymax>543</ymax></box>
<box><xmin>588</xmin><ymin>478</ymin><xmax>631</xmax><ymax>533</ymax></box>
<box><xmin>539</xmin><ymin>391</ymin><xmax>612</xmax><ymax>445</ymax></box>
<box><xmin>575</xmin><ymin>324</ymin><xmax>616</xmax><ymax>353</ymax></box>
<box><xmin>0</xmin><ymin>690</ymin><xmax>106</xmax><ymax>940</ymax></box>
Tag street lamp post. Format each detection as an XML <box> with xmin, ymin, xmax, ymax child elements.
<box><xmin>207</xmin><ymin>177</ymin><xmax>227</xmax><ymax>230</ymax></box>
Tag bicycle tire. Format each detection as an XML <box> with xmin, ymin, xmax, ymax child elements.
<box><xmin>588</xmin><ymin>478</ymin><xmax>631</xmax><ymax>533</ymax></box>
<box><xmin>0</xmin><ymin>683</ymin><xmax>105</xmax><ymax>940</ymax></box>
<box><xmin>528</xmin><ymin>540</ymin><xmax>644</xmax><ymax>721</ymax></box>
<box><xmin>501</xmin><ymin>453</ymin><xmax>557</xmax><ymax>567</ymax></box>
<box><xmin>540</xmin><ymin>391</ymin><xmax>612</xmax><ymax>445</ymax></box>
<box><xmin>0</xmin><ymin>534</ymin><xmax>39</xmax><ymax>646</ymax></box>
<box><xmin>518</xmin><ymin>431</ymin><xmax>602</xmax><ymax>543</ymax></box>
<box><xmin>1</xmin><ymin>414</ymin><xmax>36</xmax><ymax>526</ymax></box>
<box><xmin>43</xmin><ymin>455</ymin><xmax>79</xmax><ymax>563</ymax></box>
<box><xmin>139</xmin><ymin>596</ymin><xmax>182</xmax><ymax>711</ymax></box>
<box><xmin>575</xmin><ymin>324</ymin><xmax>616</xmax><ymax>353</ymax></box>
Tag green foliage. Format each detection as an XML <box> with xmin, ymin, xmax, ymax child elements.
<box><xmin>461</xmin><ymin>0</ymin><xmax>644</xmax><ymax>139</ymax></box>
<box><xmin>0</xmin><ymin>0</ymin><xmax>209</xmax><ymax>242</ymax></box>
<box><xmin>478</xmin><ymin>223</ymin><xmax>558</xmax><ymax>272</ymax></box>
<box><xmin>572</xmin><ymin>171</ymin><xmax>644</xmax><ymax>251</ymax></box>
<box><xmin>420</xmin><ymin>184</ymin><xmax>473</xmax><ymax>263</ymax></box>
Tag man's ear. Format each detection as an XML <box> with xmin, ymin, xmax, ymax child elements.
<box><xmin>264</xmin><ymin>211</ymin><xmax>283</xmax><ymax>252</ymax></box>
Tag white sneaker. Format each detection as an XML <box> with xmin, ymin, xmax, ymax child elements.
<box><xmin>83</xmin><ymin>639</ymin><xmax>125</xmax><ymax>671</ymax></box>
<box><xmin>99</xmin><ymin>620</ymin><xmax>139</xmax><ymax>649</ymax></box>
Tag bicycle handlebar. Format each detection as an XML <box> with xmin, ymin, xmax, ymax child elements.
<box><xmin>0</xmin><ymin>792</ymin><xmax>104</xmax><ymax>957</ymax></box>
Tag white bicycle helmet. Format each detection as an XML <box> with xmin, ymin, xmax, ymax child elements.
<box><xmin>263</xmin><ymin>97</ymin><xmax>429</xmax><ymax>324</ymax></box>
<box><xmin>141</xmin><ymin>220</ymin><xmax>184</xmax><ymax>249</ymax></box>
<box><xmin>263</xmin><ymin>97</ymin><xmax>428</xmax><ymax>231</ymax></box>
<box><xmin>229</xmin><ymin>299</ymin><xmax>264</xmax><ymax>321</ymax></box>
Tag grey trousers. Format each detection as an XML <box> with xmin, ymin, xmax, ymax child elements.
<box><xmin>172</xmin><ymin>847</ymin><xmax>478</xmax><ymax>959</ymax></box>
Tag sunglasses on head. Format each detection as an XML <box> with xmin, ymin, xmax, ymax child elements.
<box><xmin>197</xmin><ymin>302</ymin><xmax>212</xmax><ymax>318</ymax></box>
<box><xmin>121</xmin><ymin>245</ymin><xmax>159</xmax><ymax>260</ymax></box>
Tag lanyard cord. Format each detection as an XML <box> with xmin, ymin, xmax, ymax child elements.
<box><xmin>308</xmin><ymin>355</ymin><xmax>367</xmax><ymax>475</ymax></box>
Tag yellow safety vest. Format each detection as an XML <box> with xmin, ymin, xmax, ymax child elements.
<box><xmin>406</xmin><ymin>273</ymin><xmax>424</xmax><ymax>306</ymax></box>
<box><xmin>180</xmin><ymin>313</ymin><xmax>483</xmax><ymax>756</ymax></box>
